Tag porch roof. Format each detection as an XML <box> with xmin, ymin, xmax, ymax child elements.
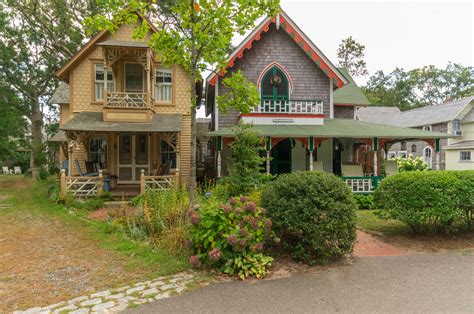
<box><xmin>97</xmin><ymin>40</ymin><xmax>149</xmax><ymax>48</ymax></box>
<box><xmin>208</xmin><ymin>119</ymin><xmax>453</xmax><ymax>139</ymax></box>
<box><xmin>60</xmin><ymin>112</ymin><xmax>182</xmax><ymax>133</ymax></box>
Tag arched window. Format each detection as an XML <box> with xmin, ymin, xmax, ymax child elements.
<box><xmin>423</xmin><ymin>125</ymin><xmax>432</xmax><ymax>131</ymax></box>
<box><xmin>423</xmin><ymin>147</ymin><xmax>433</xmax><ymax>169</ymax></box>
<box><xmin>260</xmin><ymin>66</ymin><xmax>289</xmax><ymax>101</ymax></box>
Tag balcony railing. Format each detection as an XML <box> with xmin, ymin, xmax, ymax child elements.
<box><xmin>105</xmin><ymin>92</ymin><xmax>153</xmax><ymax>109</ymax></box>
<box><xmin>252</xmin><ymin>99</ymin><xmax>324</xmax><ymax>115</ymax></box>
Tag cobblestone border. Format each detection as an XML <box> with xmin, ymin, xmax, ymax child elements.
<box><xmin>14</xmin><ymin>272</ymin><xmax>198</xmax><ymax>314</ymax></box>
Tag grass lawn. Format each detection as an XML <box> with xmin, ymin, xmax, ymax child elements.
<box><xmin>0</xmin><ymin>175</ymin><xmax>189</xmax><ymax>311</ymax></box>
<box><xmin>356</xmin><ymin>210</ymin><xmax>474</xmax><ymax>253</ymax></box>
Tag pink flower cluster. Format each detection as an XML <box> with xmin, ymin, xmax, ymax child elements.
<box><xmin>188</xmin><ymin>207</ymin><xmax>200</xmax><ymax>225</ymax></box>
<box><xmin>189</xmin><ymin>255</ymin><xmax>202</xmax><ymax>268</ymax></box>
<box><xmin>208</xmin><ymin>248</ymin><xmax>222</xmax><ymax>262</ymax></box>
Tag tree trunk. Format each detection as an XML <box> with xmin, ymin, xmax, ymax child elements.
<box><xmin>30</xmin><ymin>97</ymin><xmax>44</xmax><ymax>179</ymax></box>
<box><xmin>189</xmin><ymin>75</ymin><xmax>197</xmax><ymax>202</ymax></box>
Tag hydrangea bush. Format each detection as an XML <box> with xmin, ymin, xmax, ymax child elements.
<box><xmin>394</xmin><ymin>154</ymin><xmax>428</xmax><ymax>172</ymax></box>
<box><xmin>187</xmin><ymin>196</ymin><xmax>274</xmax><ymax>279</ymax></box>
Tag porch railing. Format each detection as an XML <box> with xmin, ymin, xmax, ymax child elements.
<box><xmin>60</xmin><ymin>169</ymin><xmax>104</xmax><ymax>198</ymax></box>
<box><xmin>252</xmin><ymin>99</ymin><xmax>323</xmax><ymax>115</ymax></box>
<box><xmin>342</xmin><ymin>176</ymin><xmax>384</xmax><ymax>193</ymax></box>
<box><xmin>105</xmin><ymin>92</ymin><xmax>153</xmax><ymax>109</ymax></box>
<box><xmin>140</xmin><ymin>169</ymin><xmax>180</xmax><ymax>195</ymax></box>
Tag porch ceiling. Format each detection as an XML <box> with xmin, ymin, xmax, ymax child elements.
<box><xmin>208</xmin><ymin>119</ymin><xmax>454</xmax><ymax>139</ymax></box>
<box><xmin>60</xmin><ymin>112</ymin><xmax>182</xmax><ymax>133</ymax></box>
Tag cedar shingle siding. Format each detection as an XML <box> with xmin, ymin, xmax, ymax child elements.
<box><xmin>217</xmin><ymin>24</ymin><xmax>330</xmax><ymax>129</ymax></box>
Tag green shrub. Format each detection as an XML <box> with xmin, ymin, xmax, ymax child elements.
<box><xmin>353</xmin><ymin>194</ymin><xmax>375</xmax><ymax>210</ymax></box>
<box><xmin>82</xmin><ymin>197</ymin><xmax>105</xmax><ymax>211</ymax></box>
<box><xmin>188</xmin><ymin>196</ymin><xmax>274</xmax><ymax>279</ymax></box>
<box><xmin>453</xmin><ymin>171</ymin><xmax>474</xmax><ymax>228</ymax></box>
<box><xmin>261</xmin><ymin>171</ymin><xmax>357</xmax><ymax>264</ymax></box>
<box><xmin>374</xmin><ymin>171</ymin><xmax>469</xmax><ymax>234</ymax></box>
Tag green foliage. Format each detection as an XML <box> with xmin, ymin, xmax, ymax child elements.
<box><xmin>374</xmin><ymin>171</ymin><xmax>471</xmax><ymax>234</ymax></box>
<box><xmin>394</xmin><ymin>154</ymin><xmax>428</xmax><ymax>172</ymax></box>
<box><xmin>217</xmin><ymin>70</ymin><xmax>260</xmax><ymax>114</ymax></box>
<box><xmin>82</xmin><ymin>197</ymin><xmax>105</xmax><ymax>212</ymax></box>
<box><xmin>188</xmin><ymin>196</ymin><xmax>274</xmax><ymax>279</ymax></box>
<box><xmin>353</xmin><ymin>194</ymin><xmax>375</xmax><ymax>210</ymax></box>
<box><xmin>337</xmin><ymin>36</ymin><xmax>368</xmax><ymax>77</ymax></box>
<box><xmin>261</xmin><ymin>172</ymin><xmax>357</xmax><ymax>264</ymax></box>
<box><xmin>363</xmin><ymin>63</ymin><xmax>474</xmax><ymax>110</ymax></box>
<box><xmin>220</xmin><ymin>124</ymin><xmax>268</xmax><ymax>197</ymax></box>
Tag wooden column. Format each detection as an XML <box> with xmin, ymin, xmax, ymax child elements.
<box><xmin>308</xmin><ymin>136</ymin><xmax>314</xmax><ymax>171</ymax></box>
<box><xmin>146</xmin><ymin>50</ymin><xmax>151</xmax><ymax>106</ymax></box>
<box><xmin>68</xmin><ymin>142</ymin><xmax>73</xmax><ymax>176</ymax></box>
<box><xmin>103</xmin><ymin>49</ymin><xmax>108</xmax><ymax>103</ymax></box>
<box><xmin>435</xmin><ymin>138</ymin><xmax>441</xmax><ymax>170</ymax></box>
<box><xmin>140</xmin><ymin>169</ymin><xmax>146</xmax><ymax>195</ymax></box>
<box><xmin>60</xmin><ymin>169</ymin><xmax>66</xmax><ymax>199</ymax></box>
<box><xmin>174</xmin><ymin>169</ymin><xmax>180</xmax><ymax>188</ymax></box>
<box><xmin>216</xmin><ymin>136</ymin><xmax>222</xmax><ymax>178</ymax></box>
<box><xmin>373</xmin><ymin>137</ymin><xmax>378</xmax><ymax>176</ymax></box>
<box><xmin>97</xmin><ymin>170</ymin><xmax>103</xmax><ymax>197</ymax></box>
<box><xmin>265</xmin><ymin>137</ymin><xmax>271</xmax><ymax>175</ymax></box>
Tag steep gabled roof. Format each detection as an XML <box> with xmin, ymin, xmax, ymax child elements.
<box><xmin>55</xmin><ymin>12</ymin><xmax>158</xmax><ymax>82</ymax></box>
<box><xmin>334</xmin><ymin>68</ymin><xmax>370</xmax><ymax>106</ymax></box>
<box><xmin>207</xmin><ymin>10</ymin><xmax>348</xmax><ymax>88</ymax></box>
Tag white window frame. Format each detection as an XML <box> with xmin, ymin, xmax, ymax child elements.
<box><xmin>155</xmin><ymin>67</ymin><xmax>173</xmax><ymax>103</ymax></box>
<box><xmin>387</xmin><ymin>151</ymin><xmax>397</xmax><ymax>160</ymax></box>
<box><xmin>89</xmin><ymin>136</ymin><xmax>108</xmax><ymax>170</ymax></box>
<box><xmin>397</xmin><ymin>151</ymin><xmax>408</xmax><ymax>158</ymax></box>
<box><xmin>459</xmin><ymin>151</ymin><xmax>472</xmax><ymax>162</ymax></box>
<box><xmin>452</xmin><ymin>119</ymin><xmax>461</xmax><ymax>134</ymax></box>
<box><xmin>422</xmin><ymin>125</ymin><xmax>432</xmax><ymax>132</ymax></box>
<box><xmin>423</xmin><ymin>146</ymin><xmax>433</xmax><ymax>169</ymax></box>
<box><xmin>95</xmin><ymin>64</ymin><xmax>114</xmax><ymax>101</ymax></box>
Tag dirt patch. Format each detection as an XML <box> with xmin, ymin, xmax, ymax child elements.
<box><xmin>88</xmin><ymin>207</ymin><xmax>140</xmax><ymax>221</ymax></box>
<box><xmin>0</xmin><ymin>209</ymin><xmax>151</xmax><ymax>312</ymax></box>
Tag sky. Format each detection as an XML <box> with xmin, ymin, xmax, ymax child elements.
<box><xmin>198</xmin><ymin>0</ymin><xmax>473</xmax><ymax>116</ymax></box>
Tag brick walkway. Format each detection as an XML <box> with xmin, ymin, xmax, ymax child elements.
<box><xmin>353</xmin><ymin>230</ymin><xmax>407</xmax><ymax>257</ymax></box>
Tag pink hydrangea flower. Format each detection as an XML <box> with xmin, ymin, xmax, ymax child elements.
<box><xmin>252</xmin><ymin>242</ymin><xmax>264</xmax><ymax>252</ymax></box>
<box><xmin>239</xmin><ymin>196</ymin><xmax>248</xmax><ymax>203</ymax></box>
<box><xmin>250</xmin><ymin>218</ymin><xmax>259</xmax><ymax>230</ymax></box>
<box><xmin>227</xmin><ymin>234</ymin><xmax>238</xmax><ymax>245</ymax></box>
<box><xmin>189</xmin><ymin>212</ymin><xmax>200</xmax><ymax>225</ymax></box>
<box><xmin>264</xmin><ymin>219</ymin><xmax>272</xmax><ymax>228</ymax></box>
<box><xmin>229</xmin><ymin>197</ymin><xmax>237</xmax><ymax>206</ymax></box>
<box><xmin>244</xmin><ymin>202</ymin><xmax>257</xmax><ymax>213</ymax></box>
<box><xmin>208</xmin><ymin>248</ymin><xmax>222</xmax><ymax>262</ymax></box>
<box><xmin>220</xmin><ymin>204</ymin><xmax>232</xmax><ymax>214</ymax></box>
<box><xmin>239</xmin><ymin>227</ymin><xmax>249</xmax><ymax>237</ymax></box>
<box><xmin>189</xmin><ymin>255</ymin><xmax>202</xmax><ymax>268</ymax></box>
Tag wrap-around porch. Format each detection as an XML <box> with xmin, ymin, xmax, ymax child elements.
<box><xmin>210</xmin><ymin>119</ymin><xmax>450</xmax><ymax>193</ymax></box>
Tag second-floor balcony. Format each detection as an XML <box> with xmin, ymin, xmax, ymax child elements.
<box><xmin>252</xmin><ymin>99</ymin><xmax>323</xmax><ymax>115</ymax></box>
<box><xmin>104</xmin><ymin>92</ymin><xmax>154</xmax><ymax>110</ymax></box>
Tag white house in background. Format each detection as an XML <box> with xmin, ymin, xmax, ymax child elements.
<box><xmin>356</xmin><ymin>96</ymin><xmax>474</xmax><ymax>170</ymax></box>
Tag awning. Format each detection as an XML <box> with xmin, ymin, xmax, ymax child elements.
<box><xmin>60</xmin><ymin>112</ymin><xmax>182</xmax><ymax>133</ymax></box>
<box><xmin>49</xmin><ymin>130</ymin><xmax>67</xmax><ymax>142</ymax></box>
<box><xmin>208</xmin><ymin>119</ymin><xmax>453</xmax><ymax>139</ymax></box>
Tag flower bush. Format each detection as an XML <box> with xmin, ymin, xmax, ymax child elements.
<box><xmin>188</xmin><ymin>196</ymin><xmax>274</xmax><ymax>279</ymax></box>
<box><xmin>394</xmin><ymin>154</ymin><xmax>428</xmax><ymax>172</ymax></box>
<box><xmin>261</xmin><ymin>171</ymin><xmax>357</xmax><ymax>265</ymax></box>
<box><xmin>374</xmin><ymin>171</ymin><xmax>471</xmax><ymax>234</ymax></box>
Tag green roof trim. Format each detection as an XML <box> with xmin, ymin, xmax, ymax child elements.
<box><xmin>333</xmin><ymin>68</ymin><xmax>370</xmax><ymax>106</ymax></box>
<box><xmin>208</xmin><ymin>119</ymin><xmax>453</xmax><ymax>139</ymax></box>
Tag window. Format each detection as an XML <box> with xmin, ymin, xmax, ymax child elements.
<box><xmin>260</xmin><ymin>65</ymin><xmax>289</xmax><ymax>100</ymax></box>
<box><xmin>125</xmin><ymin>63</ymin><xmax>144</xmax><ymax>92</ymax></box>
<box><xmin>423</xmin><ymin>147</ymin><xmax>433</xmax><ymax>169</ymax></box>
<box><xmin>411</xmin><ymin>144</ymin><xmax>417</xmax><ymax>153</ymax></box>
<box><xmin>155</xmin><ymin>68</ymin><xmax>173</xmax><ymax>102</ymax></box>
<box><xmin>397</xmin><ymin>151</ymin><xmax>408</xmax><ymax>158</ymax></box>
<box><xmin>400</xmin><ymin>141</ymin><xmax>407</xmax><ymax>151</ymax></box>
<box><xmin>423</xmin><ymin>125</ymin><xmax>432</xmax><ymax>131</ymax></box>
<box><xmin>89</xmin><ymin>137</ymin><xmax>108</xmax><ymax>169</ymax></box>
<box><xmin>452</xmin><ymin>119</ymin><xmax>461</xmax><ymax>134</ymax></box>
<box><xmin>160</xmin><ymin>140</ymin><xmax>176</xmax><ymax>168</ymax></box>
<box><xmin>460</xmin><ymin>151</ymin><xmax>471</xmax><ymax>162</ymax></box>
<box><xmin>387</xmin><ymin>151</ymin><xmax>397</xmax><ymax>160</ymax></box>
<box><xmin>95</xmin><ymin>64</ymin><xmax>114</xmax><ymax>100</ymax></box>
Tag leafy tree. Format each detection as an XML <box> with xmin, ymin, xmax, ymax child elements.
<box><xmin>0</xmin><ymin>0</ymin><xmax>99</xmax><ymax>178</ymax></box>
<box><xmin>363</xmin><ymin>63</ymin><xmax>474</xmax><ymax>110</ymax></box>
<box><xmin>86</xmin><ymin>0</ymin><xmax>280</xmax><ymax>197</ymax></box>
<box><xmin>337</xmin><ymin>36</ymin><xmax>368</xmax><ymax>77</ymax></box>
<box><xmin>221</xmin><ymin>124</ymin><xmax>267</xmax><ymax>197</ymax></box>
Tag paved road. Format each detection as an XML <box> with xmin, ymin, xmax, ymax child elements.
<box><xmin>128</xmin><ymin>254</ymin><xmax>474</xmax><ymax>313</ymax></box>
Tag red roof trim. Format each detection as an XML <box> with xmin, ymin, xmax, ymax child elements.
<box><xmin>209</xmin><ymin>14</ymin><xmax>345</xmax><ymax>88</ymax></box>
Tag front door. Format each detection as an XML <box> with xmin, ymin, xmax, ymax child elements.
<box><xmin>117</xmin><ymin>133</ymin><xmax>149</xmax><ymax>183</ymax></box>
<box><xmin>271</xmin><ymin>138</ymin><xmax>292</xmax><ymax>175</ymax></box>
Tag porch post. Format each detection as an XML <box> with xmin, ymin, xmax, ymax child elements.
<box><xmin>103</xmin><ymin>49</ymin><xmax>108</xmax><ymax>102</ymax></box>
<box><xmin>97</xmin><ymin>170</ymin><xmax>103</xmax><ymax>197</ymax></box>
<box><xmin>140</xmin><ymin>169</ymin><xmax>146</xmax><ymax>195</ymax></box>
<box><xmin>435</xmin><ymin>138</ymin><xmax>441</xmax><ymax>170</ymax></box>
<box><xmin>60</xmin><ymin>169</ymin><xmax>66</xmax><ymax>199</ymax></box>
<box><xmin>146</xmin><ymin>50</ymin><xmax>151</xmax><ymax>105</ymax></box>
<box><xmin>373</xmin><ymin>137</ymin><xmax>378</xmax><ymax>176</ymax></box>
<box><xmin>217</xmin><ymin>136</ymin><xmax>222</xmax><ymax>178</ymax></box>
<box><xmin>68</xmin><ymin>142</ymin><xmax>73</xmax><ymax>176</ymax></box>
<box><xmin>308</xmin><ymin>136</ymin><xmax>314</xmax><ymax>171</ymax></box>
<box><xmin>265</xmin><ymin>137</ymin><xmax>271</xmax><ymax>175</ymax></box>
